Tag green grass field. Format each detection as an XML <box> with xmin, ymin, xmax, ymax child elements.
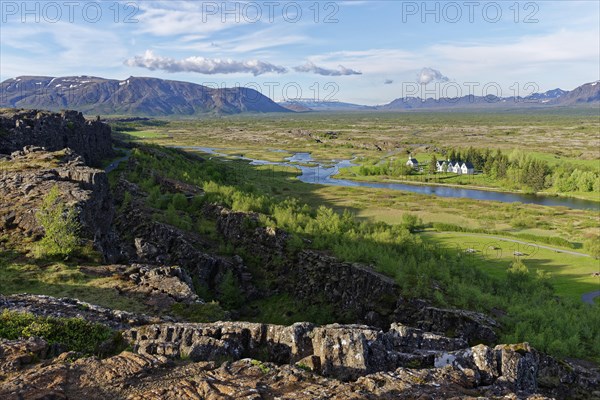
<box><xmin>118</xmin><ymin>130</ymin><xmax>171</xmax><ymax>140</ymax></box>
<box><xmin>420</xmin><ymin>232</ymin><xmax>600</xmax><ymax>301</ymax></box>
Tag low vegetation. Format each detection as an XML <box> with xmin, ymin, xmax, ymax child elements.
<box><xmin>0</xmin><ymin>309</ymin><xmax>121</xmax><ymax>356</ymax></box>
<box><xmin>121</xmin><ymin>146</ymin><xmax>600</xmax><ymax>361</ymax></box>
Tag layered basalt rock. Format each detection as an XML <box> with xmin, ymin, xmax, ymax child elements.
<box><xmin>0</xmin><ymin>108</ymin><xmax>113</xmax><ymax>166</ymax></box>
<box><xmin>123</xmin><ymin>322</ymin><xmax>480</xmax><ymax>382</ymax></box>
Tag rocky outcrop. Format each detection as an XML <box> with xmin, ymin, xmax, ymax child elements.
<box><xmin>123</xmin><ymin>322</ymin><xmax>476</xmax><ymax>382</ymax></box>
<box><xmin>120</xmin><ymin>321</ymin><xmax>599</xmax><ymax>398</ymax></box>
<box><xmin>0</xmin><ymin>147</ymin><xmax>119</xmax><ymax>260</ymax></box>
<box><xmin>0</xmin><ymin>294</ymin><xmax>160</xmax><ymax>329</ymax></box>
<box><xmin>0</xmin><ymin>337</ymin><xmax>49</xmax><ymax>373</ymax></box>
<box><xmin>78</xmin><ymin>264</ymin><xmax>201</xmax><ymax>311</ymax></box>
<box><xmin>0</xmin><ymin>108</ymin><xmax>113</xmax><ymax>166</ymax></box>
<box><xmin>0</xmin><ymin>314</ymin><xmax>596</xmax><ymax>399</ymax></box>
<box><xmin>394</xmin><ymin>298</ymin><xmax>500</xmax><ymax>345</ymax></box>
<box><xmin>112</xmin><ymin>183</ymin><xmax>258</xmax><ymax>299</ymax></box>
<box><xmin>130</xmin><ymin>222</ymin><xmax>257</xmax><ymax>298</ymax></box>
<box><xmin>213</xmin><ymin>205</ymin><xmax>288</xmax><ymax>256</ymax></box>
<box><xmin>210</xmin><ymin>204</ymin><xmax>500</xmax><ymax>341</ymax></box>
<box><xmin>125</xmin><ymin>264</ymin><xmax>200</xmax><ymax>304</ymax></box>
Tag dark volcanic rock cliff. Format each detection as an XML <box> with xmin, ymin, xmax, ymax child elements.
<box><xmin>0</xmin><ymin>108</ymin><xmax>113</xmax><ymax>166</ymax></box>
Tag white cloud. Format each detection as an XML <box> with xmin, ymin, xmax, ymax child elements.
<box><xmin>125</xmin><ymin>50</ymin><xmax>288</xmax><ymax>76</ymax></box>
<box><xmin>294</xmin><ymin>61</ymin><xmax>362</xmax><ymax>76</ymax></box>
<box><xmin>417</xmin><ymin>68</ymin><xmax>449</xmax><ymax>85</ymax></box>
<box><xmin>305</xmin><ymin>49</ymin><xmax>419</xmax><ymax>75</ymax></box>
<box><xmin>135</xmin><ymin>1</ymin><xmax>250</xmax><ymax>37</ymax></box>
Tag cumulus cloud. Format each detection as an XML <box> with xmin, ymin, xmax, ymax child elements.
<box><xmin>294</xmin><ymin>61</ymin><xmax>362</xmax><ymax>76</ymax></box>
<box><xmin>417</xmin><ymin>67</ymin><xmax>449</xmax><ymax>85</ymax></box>
<box><xmin>384</xmin><ymin>79</ymin><xmax>394</xmax><ymax>85</ymax></box>
<box><xmin>125</xmin><ymin>50</ymin><xmax>287</xmax><ymax>76</ymax></box>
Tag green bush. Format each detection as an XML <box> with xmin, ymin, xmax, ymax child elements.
<box><xmin>35</xmin><ymin>185</ymin><xmax>81</xmax><ymax>258</ymax></box>
<box><xmin>401</xmin><ymin>213</ymin><xmax>422</xmax><ymax>233</ymax></box>
<box><xmin>172</xmin><ymin>193</ymin><xmax>189</xmax><ymax>211</ymax></box>
<box><xmin>584</xmin><ymin>237</ymin><xmax>600</xmax><ymax>258</ymax></box>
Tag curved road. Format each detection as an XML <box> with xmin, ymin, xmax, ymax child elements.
<box><xmin>105</xmin><ymin>148</ymin><xmax>131</xmax><ymax>173</ymax></box>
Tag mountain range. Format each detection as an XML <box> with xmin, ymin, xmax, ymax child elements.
<box><xmin>0</xmin><ymin>76</ymin><xmax>290</xmax><ymax>116</ymax></box>
<box><xmin>284</xmin><ymin>81</ymin><xmax>599</xmax><ymax>112</ymax></box>
<box><xmin>1</xmin><ymin>75</ymin><xmax>598</xmax><ymax>115</ymax></box>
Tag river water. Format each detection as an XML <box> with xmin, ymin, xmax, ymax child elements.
<box><xmin>180</xmin><ymin>147</ymin><xmax>599</xmax><ymax>211</ymax></box>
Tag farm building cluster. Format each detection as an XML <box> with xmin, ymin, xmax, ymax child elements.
<box><xmin>406</xmin><ymin>156</ymin><xmax>475</xmax><ymax>175</ymax></box>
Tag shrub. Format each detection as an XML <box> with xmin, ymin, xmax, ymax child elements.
<box><xmin>584</xmin><ymin>237</ymin><xmax>600</xmax><ymax>259</ymax></box>
<box><xmin>35</xmin><ymin>185</ymin><xmax>81</xmax><ymax>258</ymax></box>
<box><xmin>172</xmin><ymin>193</ymin><xmax>189</xmax><ymax>211</ymax></box>
<box><xmin>401</xmin><ymin>213</ymin><xmax>422</xmax><ymax>233</ymax></box>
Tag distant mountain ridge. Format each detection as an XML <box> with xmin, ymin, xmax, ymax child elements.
<box><xmin>281</xmin><ymin>82</ymin><xmax>599</xmax><ymax>112</ymax></box>
<box><xmin>1</xmin><ymin>76</ymin><xmax>598</xmax><ymax>115</ymax></box>
<box><xmin>379</xmin><ymin>81</ymin><xmax>599</xmax><ymax>110</ymax></box>
<box><xmin>0</xmin><ymin>76</ymin><xmax>290</xmax><ymax>116</ymax></box>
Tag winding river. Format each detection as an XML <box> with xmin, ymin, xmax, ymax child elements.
<box><xmin>181</xmin><ymin>147</ymin><xmax>599</xmax><ymax>211</ymax></box>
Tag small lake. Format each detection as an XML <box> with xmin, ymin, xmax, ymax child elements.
<box><xmin>178</xmin><ymin>147</ymin><xmax>600</xmax><ymax>211</ymax></box>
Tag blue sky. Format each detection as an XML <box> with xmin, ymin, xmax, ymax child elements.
<box><xmin>1</xmin><ymin>0</ymin><xmax>599</xmax><ymax>104</ymax></box>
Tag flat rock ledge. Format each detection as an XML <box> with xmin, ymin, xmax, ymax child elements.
<box><xmin>0</xmin><ymin>294</ymin><xmax>161</xmax><ymax>330</ymax></box>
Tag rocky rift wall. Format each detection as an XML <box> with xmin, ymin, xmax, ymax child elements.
<box><xmin>291</xmin><ymin>250</ymin><xmax>399</xmax><ymax>322</ymax></box>
<box><xmin>0</xmin><ymin>147</ymin><xmax>118</xmax><ymax>260</ymax></box>
<box><xmin>0</xmin><ymin>108</ymin><xmax>113</xmax><ymax>166</ymax></box>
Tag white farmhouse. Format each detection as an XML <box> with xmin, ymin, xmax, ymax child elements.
<box><xmin>461</xmin><ymin>162</ymin><xmax>475</xmax><ymax>175</ymax></box>
<box><xmin>451</xmin><ymin>162</ymin><xmax>462</xmax><ymax>174</ymax></box>
<box><xmin>436</xmin><ymin>160</ymin><xmax>447</xmax><ymax>172</ymax></box>
<box><xmin>406</xmin><ymin>155</ymin><xmax>419</xmax><ymax>169</ymax></box>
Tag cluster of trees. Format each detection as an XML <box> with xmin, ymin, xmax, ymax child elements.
<box><xmin>357</xmin><ymin>147</ymin><xmax>600</xmax><ymax>193</ymax></box>
<box><xmin>442</xmin><ymin>147</ymin><xmax>600</xmax><ymax>193</ymax></box>
<box><xmin>357</xmin><ymin>160</ymin><xmax>416</xmax><ymax>177</ymax></box>
<box><xmin>126</xmin><ymin>146</ymin><xmax>600</xmax><ymax>361</ymax></box>
<box><xmin>0</xmin><ymin>310</ymin><xmax>119</xmax><ymax>355</ymax></box>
